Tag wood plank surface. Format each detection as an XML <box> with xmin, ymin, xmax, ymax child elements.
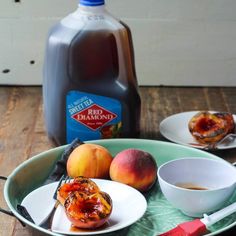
<box><xmin>0</xmin><ymin>86</ymin><xmax>236</xmax><ymax>236</ymax></box>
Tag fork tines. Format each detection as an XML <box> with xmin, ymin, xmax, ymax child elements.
<box><xmin>53</xmin><ymin>175</ymin><xmax>70</xmax><ymax>200</ymax></box>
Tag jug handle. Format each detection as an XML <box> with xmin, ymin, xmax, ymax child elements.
<box><xmin>0</xmin><ymin>176</ymin><xmax>26</xmax><ymax>227</ymax></box>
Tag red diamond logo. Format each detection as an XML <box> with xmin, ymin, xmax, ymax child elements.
<box><xmin>72</xmin><ymin>104</ymin><xmax>117</xmax><ymax>131</ymax></box>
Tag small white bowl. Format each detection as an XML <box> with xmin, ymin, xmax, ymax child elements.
<box><xmin>157</xmin><ymin>158</ymin><xmax>236</xmax><ymax>217</ymax></box>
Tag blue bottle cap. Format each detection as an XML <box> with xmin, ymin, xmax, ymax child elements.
<box><xmin>80</xmin><ymin>0</ymin><xmax>104</xmax><ymax>6</ymax></box>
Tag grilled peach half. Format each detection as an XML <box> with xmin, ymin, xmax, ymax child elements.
<box><xmin>57</xmin><ymin>176</ymin><xmax>112</xmax><ymax>229</ymax></box>
<box><xmin>57</xmin><ymin>177</ymin><xmax>100</xmax><ymax>205</ymax></box>
<box><xmin>215</xmin><ymin>112</ymin><xmax>235</xmax><ymax>134</ymax></box>
<box><xmin>64</xmin><ymin>191</ymin><xmax>112</xmax><ymax>229</ymax></box>
<box><xmin>188</xmin><ymin>111</ymin><xmax>235</xmax><ymax>144</ymax></box>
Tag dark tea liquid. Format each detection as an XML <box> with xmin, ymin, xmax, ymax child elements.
<box><xmin>43</xmin><ymin>22</ymin><xmax>141</xmax><ymax>146</ymax></box>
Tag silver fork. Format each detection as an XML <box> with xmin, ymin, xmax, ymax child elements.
<box><xmin>217</xmin><ymin>133</ymin><xmax>236</xmax><ymax>145</ymax></box>
<box><xmin>204</xmin><ymin>133</ymin><xmax>236</xmax><ymax>150</ymax></box>
<box><xmin>39</xmin><ymin>175</ymin><xmax>70</xmax><ymax>229</ymax></box>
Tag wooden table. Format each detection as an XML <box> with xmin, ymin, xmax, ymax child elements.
<box><xmin>0</xmin><ymin>86</ymin><xmax>236</xmax><ymax>236</ymax></box>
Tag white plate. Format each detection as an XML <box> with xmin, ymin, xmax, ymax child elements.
<box><xmin>159</xmin><ymin>111</ymin><xmax>236</xmax><ymax>150</ymax></box>
<box><xmin>21</xmin><ymin>179</ymin><xmax>147</xmax><ymax>235</ymax></box>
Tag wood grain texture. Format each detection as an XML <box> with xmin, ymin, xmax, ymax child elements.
<box><xmin>0</xmin><ymin>86</ymin><xmax>236</xmax><ymax>236</ymax></box>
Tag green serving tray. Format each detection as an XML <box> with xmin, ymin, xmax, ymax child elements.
<box><xmin>3</xmin><ymin>139</ymin><xmax>236</xmax><ymax>236</ymax></box>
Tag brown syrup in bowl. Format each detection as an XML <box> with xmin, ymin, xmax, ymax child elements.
<box><xmin>175</xmin><ymin>183</ymin><xmax>208</xmax><ymax>190</ymax></box>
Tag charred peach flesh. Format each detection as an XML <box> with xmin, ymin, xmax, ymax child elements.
<box><xmin>64</xmin><ymin>191</ymin><xmax>112</xmax><ymax>229</ymax></box>
<box><xmin>57</xmin><ymin>177</ymin><xmax>100</xmax><ymax>205</ymax></box>
<box><xmin>188</xmin><ymin>111</ymin><xmax>235</xmax><ymax>144</ymax></box>
<box><xmin>57</xmin><ymin>176</ymin><xmax>112</xmax><ymax>229</ymax></box>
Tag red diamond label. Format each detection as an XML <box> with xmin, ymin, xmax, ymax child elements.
<box><xmin>72</xmin><ymin>104</ymin><xmax>117</xmax><ymax>131</ymax></box>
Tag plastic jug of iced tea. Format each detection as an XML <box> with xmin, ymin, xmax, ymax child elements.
<box><xmin>43</xmin><ymin>0</ymin><xmax>141</xmax><ymax>146</ymax></box>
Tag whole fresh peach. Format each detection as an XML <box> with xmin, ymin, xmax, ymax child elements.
<box><xmin>67</xmin><ymin>144</ymin><xmax>113</xmax><ymax>179</ymax></box>
<box><xmin>109</xmin><ymin>149</ymin><xmax>157</xmax><ymax>192</ymax></box>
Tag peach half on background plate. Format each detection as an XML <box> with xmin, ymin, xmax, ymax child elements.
<box><xmin>160</xmin><ymin>111</ymin><xmax>236</xmax><ymax>150</ymax></box>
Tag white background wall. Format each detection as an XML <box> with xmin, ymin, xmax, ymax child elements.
<box><xmin>0</xmin><ymin>0</ymin><xmax>236</xmax><ymax>86</ymax></box>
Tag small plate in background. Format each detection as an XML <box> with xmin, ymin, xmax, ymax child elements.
<box><xmin>159</xmin><ymin>111</ymin><xmax>236</xmax><ymax>150</ymax></box>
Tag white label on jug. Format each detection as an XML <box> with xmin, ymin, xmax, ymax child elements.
<box><xmin>66</xmin><ymin>91</ymin><xmax>122</xmax><ymax>142</ymax></box>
